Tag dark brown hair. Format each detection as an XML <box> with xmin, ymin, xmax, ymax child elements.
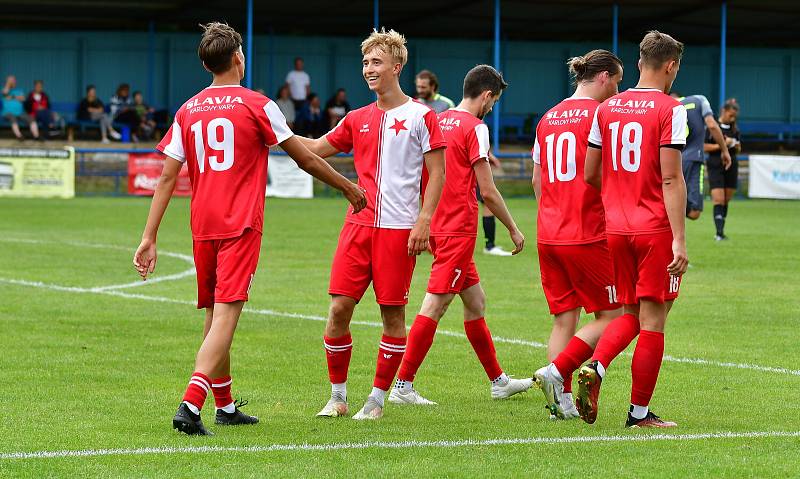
<box><xmin>463</xmin><ymin>64</ymin><xmax>508</xmax><ymax>99</ymax></box>
<box><xmin>198</xmin><ymin>22</ymin><xmax>243</xmax><ymax>74</ymax></box>
<box><xmin>639</xmin><ymin>30</ymin><xmax>684</xmax><ymax>69</ymax></box>
<box><xmin>567</xmin><ymin>49</ymin><xmax>622</xmax><ymax>85</ymax></box>
<box><xmin>416</xmin><ymin>70</ymin><xmax>439</xmax><ymax>92</ymax></box>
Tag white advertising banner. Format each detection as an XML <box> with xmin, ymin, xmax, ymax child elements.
<box><xmin>748</xmin><ymin>155</ymin><xmax>800</xmax><ymax>200</ymax></box>
<box><xmin>266</xmin><ymin>154</ymin><xmax>313</xmax><ymax>199</ymax></box>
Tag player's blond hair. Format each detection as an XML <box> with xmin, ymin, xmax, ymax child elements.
<box><xmin>360</xmin><ymin>28</ymin><xmax>408</xmax><ymax>66</ymax></box>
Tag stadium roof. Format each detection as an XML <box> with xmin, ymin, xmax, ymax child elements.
<box><xmin>2</xmin><ymin>0</ymin><xmax>800</xmax><ymax>48</ymax></box>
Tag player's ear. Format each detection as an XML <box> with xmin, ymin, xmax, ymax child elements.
<box><xmin>393</xmin><ymin>63</ymin><xmax>403</xmax><ymax>76</ymax></box>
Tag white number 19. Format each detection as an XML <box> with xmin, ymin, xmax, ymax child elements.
<box><xmin>191</xmin><ymin>118</ymin><xmax>235</xmax><ymax>173</ymax></box>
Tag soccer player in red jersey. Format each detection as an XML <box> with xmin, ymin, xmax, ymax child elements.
<box><xmin>132</xmin><ymin>23</ymin><xmax>366</xmax><ymax>435</ymax></box>
<box><xmin>388</xmin><ymin>65</ymin><xmax>531</xmax><ymax>407</ymax></box>
<box><xmin>576</xmin><ymin>31</ymin><xmax>689</xmax><ymax>428</ymax></box>
<box><xmin>297</xmin><ymin>29</ymin><xmax>446</xmax><ymax>420</ymax></box>
<box><xmin>530</xmin><ymin>50</ymin><xmax>624</xmax><ymax>420</ymax></box>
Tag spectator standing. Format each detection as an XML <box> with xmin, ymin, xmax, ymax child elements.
<box><xmin>110</xmin><ymin>83</ymin><xmax>140</xmax><ymax>139</ymax></box>
<box><xmin>415</xmin><ymin>70</ymin><xmax>455</xmax><ymax>113</ymax></box>
<box><xmin>275</xmin><ymin>84</ymin><xmax>296</xmax><ymax>130</ymax></box>
<box><xmin>132</xmin><ymin>91</ymin><xmax>157</xmax><ymax>140</ymax></box>
<box><xmin>324</xmin><ymin>88</ymin><xmax>351</xmax><ymax>130</ymax></box>
<box><xmin>296</xmin><ymin>93</ymin><xmax>325</xmax><ymax>138</ymax></box>
<box><xmin>78</xmin><ymin>85</ymin><xmax>120</xmax><ymax>143</ymax></box>
<box><xmin>285</xmin><ymin>57</ymin><xmax>310</xmax><ymax>110</ymax></box>
<box><xmin>2</xmin><ymin>75</ymin><xmax>40</xmax><ymax>140</ymax></box>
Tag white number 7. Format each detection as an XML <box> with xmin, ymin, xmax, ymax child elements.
<box><xmin>190</xmin><ymin>118</ymin><xmax>235</xmax><ymax>173</ymax></box>
<box><xmin>451</xmin><ymin>268</ymin><xmax>463</xmax><ymax>289</ymax></box>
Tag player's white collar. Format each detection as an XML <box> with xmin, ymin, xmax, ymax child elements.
<box><xmin>205</xmin><ymin>84</ymin><xmax>244</xmax><ymax>89</ymax></box>
<box><xmin>628</xmin><ymin>88</ymin><xmax>662</xmax><ymax>92</ymax></box>
<box><xmin>564</xmin><ymin>96</ymin><xmax>594</xmax><ymax>101</ymax></box>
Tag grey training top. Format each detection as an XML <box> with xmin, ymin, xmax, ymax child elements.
<box><xmin>679</xmin><ymin>95</ymin><xmax>714</xmax><ymax>163</ymax></box>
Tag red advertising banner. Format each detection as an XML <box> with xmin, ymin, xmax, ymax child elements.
<box><xmin>128</xmin><ymin>152</ymin><xmax>191</xmax><ymax>196</ymax></box>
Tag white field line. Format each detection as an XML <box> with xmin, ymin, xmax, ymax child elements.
<box><xmin>0</xmin><ymin>237</ymin><xmax>195</xmax><ymax>292</ymax></box>
<box><xmin>2</xmin><ymin>277</ymin><xmax>800</xmax><ymax>377</ymax></box>
<box><xmin>2</xmin><ymin>430</ymin><xmax>799</xmax><ymax>460</ymax></box>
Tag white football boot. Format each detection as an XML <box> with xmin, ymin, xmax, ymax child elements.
<box><xmin>491</xmin><ymin>376</ymin><xmax>534</xmax><ymax>399</ymax></box>
<box><xmin>352</xmin><ymin>396</ymin><xmax>383</xmax><ymax>420</ymax></box>
<box><xmin>388</xmin><ymin>387</ymin><xmax>437</xmax><ymax>406</ymax></box>
<box><xmin>534</xmin><ymin>365</ymin><xmax>578</xmax><ymax>420</ymax></box>
<box><xmin>316</xmin><ymin>393</ymin><xmax>349</xmax><ymax>418</ymax></box>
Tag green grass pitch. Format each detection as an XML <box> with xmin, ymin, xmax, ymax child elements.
<box><xmin>1</xmin><ymin>196</ymin><xmax>799</xmax><ymax>477</ymax></box>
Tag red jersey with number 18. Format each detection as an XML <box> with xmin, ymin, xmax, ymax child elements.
<box><xmin>588</xmin><ymin>88</ymin><xmax>687</xmax><ymax>235</ymax></box>
<box><xmin>157</xmin><ymin>85</ymin><xmax>293</xmax><ymax>241</ymax></box>
<box><xmin>533</xmin><ymin>97</ymin><xmax>606</xmax><ymax>245</ymax></box>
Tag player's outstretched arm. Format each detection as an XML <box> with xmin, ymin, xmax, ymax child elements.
<box><xmin>294</xmin><ymin>135</ymin><xmax>340</xmax><ymax>159</ymax></box>
<box><xmin>475</xmin><ymin>160</ymin><xmax>524</xmax><ymax>254</ymax></box>
<box><xmin>280</xmin><ymin>135</ymin><xmax>367</xmax><ymax>213</ymax></box>
<box><xmin>660</xmin><ymin>147</ymin><xmax>689</xmax><ymax>276</ymax></box>
<box><xmin>133</xmin><ymin>157</ymin><xmax>182</xmax><ymax>280</ymax></box>
<box><xmin>408</xmin><ymin>147</ymin><xmax>446</xmax><ymax>256</ymax></box>
<box><xmin>584</xmin><ymin>146</ymin><xmax>602</xmax><ymax>190</ymax></box>
<box><xmin>704</xmin><ymin>115</ymin><xmax>732</xmax><ymax>170</ymax></box>
<box><xmin>532</xmin><ymin>163</ymin><xmax>542</xmax><ymax>200</ymax></box>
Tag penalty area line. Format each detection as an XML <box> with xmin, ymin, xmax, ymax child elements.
<box><xmin>1</xmin><ymin>277</ymin><xmax>800</xmax><ymax>377</ymax></box>
<box><xmin>2</xmin><ymin>430</ymin><xmax>800</xmax><ymax>460</ymax></box>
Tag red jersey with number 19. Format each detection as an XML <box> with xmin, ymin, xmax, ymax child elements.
<box><xmin>588</xmin><ymin>88</ymin><xmax>687</xmax><ymax>235</ymax></box>
<box><xmin>533</xmin><ymin>97</ymin><xmax>606</xmax><ymax>245</ymax></box>
<box><xmin>157</xmin><ymin>85</ymin><xmax>293</xmax><ymax>241</ymax></box>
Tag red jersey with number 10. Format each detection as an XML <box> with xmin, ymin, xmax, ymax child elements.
<box><xmin>533</xmin><ymin>97</ymin><xmax>606</xmax><ymax>245</ymax></box>
<box><xmin>157</xmin><ymin>85</ymin><xmax>293</xmax><ymax>241</ymax></box>
<box><xmin>588</xmin><ymin>88</ymin><xmax>687</xmax><ymax>235</ymax></box>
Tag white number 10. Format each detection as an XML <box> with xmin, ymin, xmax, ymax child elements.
<box><xmin>191</xmin><ymin>118</ymin><xmax>235</xmax><ymax>173</ymax></box>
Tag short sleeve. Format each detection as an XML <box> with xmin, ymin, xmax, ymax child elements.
<box><xmin>588</xmin><ymin>108</ymin><xmax>602</xmax><ymax>147</ymax></box>
<box><xmin>699</xmin><ymin>95</ymin><xmax>713</xmax><ymax>118</ymax></box>
<box><xmin>325</xmin><ymin>112</ymin><xmax>354</xmax><ymax>153</ymax></box>
<box><xmin>532</xmin><ymin>135</ymin><xmax>541</xmax><ymax>165</ymax></box>
<box><xmin>156</xmin><ymin>112</ymin><xmax>185</xmax><ymax>162</ymax></box>
<box><xmin>260</xmin><ymin>100</ymin><xmax>293</xmax><ymax>146</ymax></box>
<box><xmin>418</xmin><ymin>109</ymin><xmax>446</xmax><ymax>153</ymax></box>
<box><xmin>467</xmin><ymin>123</ymin><xmax>491</xmax><ymax>164</ymax></box>
<box><xmin>661</xmin><ymin>104</ymin><xmax>687</xmax><ymax>147</ymax></box>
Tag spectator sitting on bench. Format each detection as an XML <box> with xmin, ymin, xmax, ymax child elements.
<box><xmin>25</xmin><ymin>80</ymin><xmax>64</xmax><ymax>138</ymax></box>
<box><xmin>2</xmin><ymin>75</ymin><xmax>40</xmax><ymax>141</ymax></box>
<box><xmin>110</xmin><ymin>83</ymin><xmax>140</xmax><ymax>141</ymax></box>
<box><xmin>275</xmin><ymin>84</ymin><xmax>295</xmax><ymax>131</ymax></box>
<box><xmin>78</xmin><ymin>85</ymin><xmax>120</xmax><ymax>143</ymax></box>
<box><xmin>295</xmin><ymin>92</ymin><xmax>325</xmax><ymax>138</ymax></box>
<box><xmin>132</xmin><ymin>91</ymin><xmax>156</xmax><ymax>141</ymax></box>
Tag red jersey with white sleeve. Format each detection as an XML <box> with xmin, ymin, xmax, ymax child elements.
<box><xmin>588</xmin><ymin>88</ymin><xmax>687</xmax><ymax>235</ymax></box>
<box><xmin>430</xmin><ymin>108</ymin><xmax>489</xmax><ymax>237</ymax></box>
<box><xmin>325</xmin><ymin>98</ymin><xmax>446</xmax><ymax>229</ymax></box>
<box><xmin>157</xmin><ymin>85</ymin><xmax>292</xmax><ymax>240</ymax></box>
<box><xmin>533</xmin><ymin>97</ymin><xmax>606</xmax><ymax>245</ymax></box>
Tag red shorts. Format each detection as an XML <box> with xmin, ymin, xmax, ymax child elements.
<box><xmin>538</xmin><ymin>240</ymin><xmax>620</xmax><ymax>315</ymax></box>
<box><xmin>427</xmin><ymin>235</ymin><xmax>480</xmax><ymax>294</ymax></box>
<box><xmin>328</xmin><ymin>222</ymin><xmax>416</xmax><ymax>305</ymax></box>
<box><xmin>607</xmin><ymin>232</ymin><xmax>682</xmax><ymax>304</ymax></box>
<box><xmin>192</xmin><ymin>228</ymin><xmax>262</xmax><ymax>309</ymax></box>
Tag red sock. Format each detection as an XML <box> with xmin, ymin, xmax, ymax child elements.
<box><xmin>630</xmin><ymin>330</ymin><xmax>665</xmax><ymax>406</ymax></box>
<box><xmin>211</xmin><ymin>375</ymin><xmax>233</xmax><ymax>409</ymax></box>
<box><xmin>397</xmin><ymin>315</ymin><xmax>439</xmax><ymax>382</ymax></box>
<box><xmin>464</xmin><ymin>318</ymin><xmax>503</xmax><ymax>380</ymax></box>
<box><xmin>182</xmin><ymin>372</ymin><xmax>211</xmax><ymax>411</ymax></box>
<box><xmin>324</xmin><ymin>334</ymin><xmax>353</xmax><ymax>384</ymax></box>
<box><xmin>592</xmin><ymin>313</ymin><xmax>640</xmax><ymax>369</ymax></box>
<box><xmin>553</xmin><ymin>336</ymin><xmax>593</xmax><ymax>394</ymax></box>
<box><xmin>373</xmin><ymin>335</ymin><xmax>406</xmax><ymax>390</ymax></box>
